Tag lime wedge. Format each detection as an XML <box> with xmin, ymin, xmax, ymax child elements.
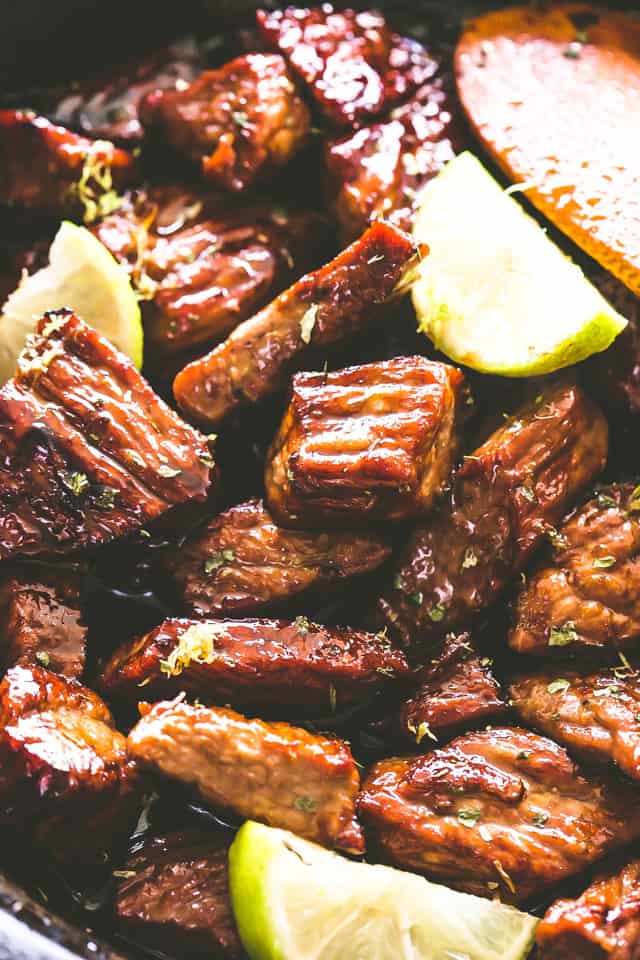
<box><xmin>229</xmin><ymin>821</ymin><xmax>538</xmax><ymax>960</ymax></box>
<box><xmin>0</xmin><ymin>221</ymin><xmax>142</xmax><ymax>383</ymax></box>
<box><xmin>412</xmin><ymin>151</ymin><xmax>627</xmax><ymax>376</ymax></box>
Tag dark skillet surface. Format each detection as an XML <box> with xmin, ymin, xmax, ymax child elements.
<box><xmin>1</xmin><ymin>1</ymin><xmax>639</xmax><ymax>958</ymax></box>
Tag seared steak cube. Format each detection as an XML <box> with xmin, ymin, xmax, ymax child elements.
<box><xmin>0</xmin><ymin>310</ymin><xmax>212</xmax><ymax>559</ymax></box>
<box><xmin>173</xmin><ymin>220</ymin><xmax>424</xmax><ymax>428</ymax></box>
<box><xmin>100</xmin><ymin>616</ymin><xmax>409</xmax><ymax>713</ymax></box>
<box><xmin>358</xmin><ymin>727</ymin><xmax>640</xmax><ymax>904</ymax></box>
<box><xmin>128</xmin><ymin>699</ymin><xmax>364</xmax><ymax>853</ymax></box>
<box><xmin>257</xmin><ymin>6</ymin><xmax>438</xmax><ymax>129</ymax></box>
<box><xmin>162</xmin><ymin>498</ymin><xmax>390</xmax><ymax>617</ymax></box>
<box><xmin>141</xmin><ymin>54</ymin><xmax>311</xmax><ymax>192</ymax></box>
<box><xmin>265</xmin><ymin>356</ymin><xmax>464</xmax><ymax>525</ymax></box>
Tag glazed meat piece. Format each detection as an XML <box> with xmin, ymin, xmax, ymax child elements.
<box><xmin>174</xmin><ymin>220</ymin><xmax>424</xmax><ymax>428</ymax></box>
<box><xmin>258</xmin><ymin>6</ymin><xmax>439</xmax><ymax>130</ymax></box>
<box><xmin>509</xmin><ymin>669</ymin><xmax>640</xmax><ymax>781</ymax></box>
<box><xmin>162</xmin><ymin>498</ymin><xmax>390</xmax><ymax>616</ymax></box>
<box><xmin>326</xmin><ymin>76</ymin><xmax>462</xmax><ymax>239</ymax></box>
<box><xmin>537</xmin><ymin>859</ymin><xmax>640</xmax><ymax>960</ymax></box>
<box><xmin>399</xmin><ymin>632</ymin><xmax>506</xmax><ymax>745</ymax></box>
<box><xmin>380</xmin><ymin>384</ymin><xmax>608</xmax><ymax>648</ymax></box>
<box><xmin>93</xmin><ymin>189</ymin><xmax>328</xmax><ymax>361</ymax></box>
<box><xmin>116</xmin><ymin>830</ymin><xmax>244</xmax><ymax>959</ymax></box>
<box><xmin>0</xmin><ymin>110</ymin><xmax>135</xmax><ymax>219</ymax></box>
<box><xmin>358</xmin><ymin>727</ymin><xmax>640</xmax><ymax>904</ymax></box>
<box><xmin>0</xmin><ymin>664</ymin><xmax>138</xmax><ymax>864</ymax></box>
<box><xmin>0</xmin><ymin>564</ymin><xmax>87</xmax><ymax>678</ymax></box>
<box><xmin>101</xmin><ymin>617</ymin><xmax>408</xmax><ymax>713</ymax></box>
<box><xmin>0</xmin><ymin>310</ymin><xmax>212</xmax><ymax>559</ymax></box>
<box><xmin>265</xmin><ymin>357</ymin><xmax>465</xmax><ymax>526</ymax></box>
<box><xmin>510</xmin><ymin>483</ymin><xmax>640</xmax><ymax>656</ymax></box>
<box><xmin>141</xmin><ymin>54</ymin><xmax>311</xmax><ymax>192</ymax></box>
<box><xmin>128</xmin><ymin>699</ymin><xmax>364</xmax><ymax>853</ymax></box>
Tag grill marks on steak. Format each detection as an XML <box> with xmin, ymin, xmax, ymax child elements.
<box><xmin>0</xmin><ymin>310</ymin><xmax>212</xmax><ymax>558</ymax></box>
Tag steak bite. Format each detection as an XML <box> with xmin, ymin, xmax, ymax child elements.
<box><xmin>140</xmin><ymin>54</ymin><xmax>311</xmax><ymax>192</ymax></box>
<box><xmin>93</xmin><ymin>190</ymin><xmax>328</xmax><ymax>362</ymax></box>
<box><xmin>380</xmin><ymin>383</ymin><xmax>608</xmax><ymax>648</ymax></box>
<box><xmin>0</xmin><ymin>664</ymin><xmax>138</xmax><ymax>864</ymax></box>
<box><xmin>0</xmin><ymin>310</ymin><xmax>212</xmax><ymax>559</ymax></box>
<box><xmin>0</xmin><ymin>110</ymin><xmax>135</xmax><ymax>219</ymax></box>
<box><xmin>162</xmin><ymin>498</ymin><xmax>390</xmax><ymax>617</ymax></box>
<box><xmin>0</xmin><ymin>564</ymin><xmax>87</xmax><ymax>678</ymax></box>
<box><xmin>265</xmin><ymin>356</ymin><xmax>465</xmax><ymax>526</ymax></box>
<box><xmin>510</xmin><ymin>483</ymin><xmax>640</xmax><ymax>656</ymax></box>
<box><xmin>128</xmin><ymin>699</ymin><xmax>364</xmax><ymax>853</ymax></box>
<box><xmin>101</xmin><ymin>617</ymin><xmax>408</xmax><ymax>714</ymax></box>
<box><xmin>358</xmin><ymin>727</ymin><xmax>640</xmax><ymax>904</ymax></box>
<box><xmin>326</xmin><ymin>77</ymin><xmax>462</xmax><ymax>240</ymax></box>
<box><xmin>173</xmin><ymin>221</ymin><xmax>424</xmax><ymax>428</ymax></box>
<box><xmin>257</xmin><ymin>6</ymin><xmax>439</xmax><ymax>130</ymax></box>
<box><xmin>115</xmin><ymin>830</ymin><xmax>243</xmax><ymax>959</ymax></box>
<box><xmin>537</xmin><ymin>859</ymin><xmax>640</xmax><ymax>960</ymax></box>
<box><xmin>399</xmin><ymin>632</ymin><xmax>506</xmax><ymax>745</ymax></box>
<box><xmin>509</xmin><ymin>669</ymin><xmax>640</xmax><ymax>781</ymax></box>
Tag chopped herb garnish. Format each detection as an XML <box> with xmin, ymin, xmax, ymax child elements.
<box><xmin>547</xmin><ymin>526</ymin><xmax>567</xmax><ymax>549</ymax></box>
<box><xmin>461</xmin><ymin>548</ymin><xmax>478</xmax><ymax>570</ymax></box>
<box><xmin>415</xmin><ymin>721</ymin><xmax>437</xmax><ymax>744</ymax></box>
<box><xmin>457</xmin><ymin>808</ymin><xmax>481</xmax><ymax>827</ymax></box>
<box><xmin>394</xmin><ymin>574</ymin><xmax>406</xmax><ymax>591</ymax></box>
<box><xmin>593</xmin><ymin>684</ymin><xmax>623</xmax><ymax>698</ymax></box>
<box><xmin>428</xmin><ymin>604</ymin><xmax>446</xmax><ymax>622</ymax></box>
<box><xmin>157</xmin><ymin>464</ymin><xmax>182</xmax><ymax>479</ymax></box>
<box><xmin>532</xmin><ymin>812</ymin><xmax>548</xmax><ymax>826</ymax></box>
<box><xmin>294</xmin><ymin>615</ymin><xmax>311</xmax><ymax>635</ymax></box>
<box><xmin>593</xmin><ymin>556</ymin><xmax>616</xmax><ymax>569</ymax></box>
<box><xmin>63</xmin><ymin>471</ymin><xmax>90</xmax><ymax>497</ymax></box>
<box><xmin>300</xmin><ymin>303</ymin><xmax>319</xmax><ymax>344</ymax></box>
<box><xmin>408</xmin><ymin>591</ymin><xmax>423</xmax><ymax>606</ymax></box>
<box><xmin>94</xmin><ymin>486</ymin><xmax>118</xmax><ymax>510</ymax></box>
<box><xmin>548</xmin><ymin>622</ymin><xmax>578</xmax><ymax>647</ymax></box>
<box><xmin>199</xmin><ymin>453</ymin><xmax>215</xmax><ymax>469</ymax></box>
<box><xmin>139</xmin><ymin>529</ymin><xmax>151</xmax><ymax>539</ymax></box>
<box><xmin>564</xmin><ymin>41</ymin><xmax>582</xmax><ymax>58</ymax></box>
<box><xmin>547</xmin><ymin>678</ymin><xmax>570</xmax><ymax>695</ymax></box>
<box><xmin>232</xmin><ymin>110</ymin><xmax>249</xmax><ymax>128</ymax></box>
<box><xmin>328</xmin><ymin>684</ymin><xmax>337</xmax><ymax>713</ymax></box>
<box><xmin>629</xmin><ymin>486</ymin><xmax>640</xmax><ymax>512</ymax></box>
<box><xmin>67</xmin><ymin>142</ymin><xmax>124</xmax><ymax>224</ymax></box>
<box><xmin>517</xmin><ymin>751</ymin><xmax>530</xmax><ymax>761</ymax></box>
<box><xmin>519</xmin><ymin>485</ymin><xmax>536</xmax><ymax>503</ymax></box>
<box><xmin>112</xmin><ymin>870</ymin><xmax>137</xmax><ymax>879</ymax></box>
<box><xmin>159</xmin><ymin>623</ymin><xmax>220</xmax><ymax>677</ymax></box>
<box><xmin>597</xmin><ymin>492</ymin><xmax>617</xmax><ymax>509</ymax></box>
<box><xmin>204</xmin><ymin>549</ymin><xmax>235</xmax><ymax>575</ymax></box>
<box><xmin>293</xmin><ymin>795</ymin><xmax>318</xmax><ymax>813</ymax></box>
<box><xmin>35</xmin><ymin>650</ymin><xmax>50</xmax><ymax>667</ymax></box>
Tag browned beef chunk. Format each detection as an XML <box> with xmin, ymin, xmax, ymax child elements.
<box><xmin>380</xmin><ymin>384</ymin><xmax>608</xmax><ymax>648</ymax></box>
<box><xmin>140</xmin><ymin>54</ymin><xmax>311</xmax><ymax>192</ymax></box>
<box><xmin>128</xmin><ymin>699</ymin><xmax>364</xmax><ymax>853</ymax></box>
<box><xmin>173</xmin><ymin>220</ymin><xmax>424</xmax><ymax>428</ymax></box>
<box><xmin>326</xmin><ymin>77</ymin><xmax>462</xmax><ymax>239</ymax></box>
<box><xmin>92</xmin><ymin>189</ymin><xmax>329</xmax><ymax>363</ymax></box>
<box><xmin>0</xmin><ymin>664</ymin><xmax>138</xmax><ymax>865</ymax></box>
<box><xmin>510</xmin><ymin>483</ymin><xmax>640</xmax><ymax>656</ymax></box>
<box><xmin>257</xmin><ymin>6</ymin><xmax>439</xmax><ymax>130</ymax></box>
<box><xmin>358</xmin><ymin>727</ymin><xmax>640</xmax><ymax>904</ymax></box>
<box><xmin>0</xmin><ymin>110</ymin><xmax>136</xmax><ymax>219</ymax></box>
<box><xmin>537</xmin><ymin>859</ymin><xmax>640</xmax><ymax>960</ymax></box>
<box><xmin>0</xmin><ymin>564</ymin><xmax>86</xmax><ymax>678</ymax></box>
<box><xmin>399</xmin><ymin>632</ymin><xmax>506</xmax><ymax>745</ymax></box>
<box><xmin>0</xmin><ymin>310</ymin><xmax>212</xmax><ymax>559</ymax></box>
<box><xmin>100</xmin><ymin>616</ymin><xmax>408</xmax><ymax>712</ymax></box>
<box><xmin>161</xmin><ymin>498</ymin><xmax>390</xmax><ymax>617</ymax></box>
<box><xmin>265</xmin><ymin>356</ymin><xmax>465</xmax><ymax>526</ymax></box>
<box><xmin>116</xmin><ymin>830</ymin><xmax>244</xmax><ymax>959</ymax></box>
<box><xmin>509</xmin><ymin>669</ymin><xmax>640</xmax><ymax>781</ymax></box>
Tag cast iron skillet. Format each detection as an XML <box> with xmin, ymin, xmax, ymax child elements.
<box><xmin>0</xmin><ymin>0</ymin><xmax>632</xmax><ymax>957</ymax></box>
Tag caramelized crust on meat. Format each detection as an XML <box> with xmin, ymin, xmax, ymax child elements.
<box><xmin>258</xmin><ymin>5</ymin><xmax>438</xmax><ymax>129</ymax></box>
<box><xmin>358</xmin><ymin>727</ymin><xmax>640</xmax><ymax>904</ymax></box>
<box><xmin>0</xmin><ymin>110</ymin><xmax>135</xmax><ymax>217</ymax></box>
<box><xmin>93</xmin><ymin>190</ymin><xmax>329</xmax><ymax>361</ymax></box>
<box><xmin>0</xmin><ymin>665</ymin><xmax>138</xmax><ymax>864</ymax></box>
<box><xmin>0</xmin><ymin>310</ymin><xmax>212</xmax><ymax>559</ymax></box>
<box><xmin>0</xmin><ymin>564</ymin><xmax>87</xmax><ymax>678</ymax></box>
<box><xmin>173</xmin><ymin>221</ymin><xmax>423</xmax><ymax>428</ymax></box>
<box><xmin>510</xmin><ymin>483</ymin><xmax>640</xmax><ymax>656</ymax></box>
<box><xmin>399</xmin><ymin>632</ymin><xmax>506</xmax><ymax>744</ymax></box>
<box><xmin>510</xmin><ymin>669</ymin><xmax>640</xmax><ymax>781</ymax></box>
<box><xmin>380</xmin><ymin>383</ymin><xmax>608</xmax><ymax>647</ymax></box>
<box><xmin>162</xmin><ymin>498</ymin><xmax>390</xmax><ymax>617</ymax></box>
<box><xmin>141</xmin><ymin>55</ymin><xmax>311</xmax><ymax>192</ymax></box>
<box><xmin>116</xmin><ymin>831</ymin><xmax>243</xmax><ymax>959</ymax></box>
<box><xmin>265</xmin><ymin>356</ymin><xmax>465</xmax><ymax>525</ymax></box>
<box><xmin>326</xmin><ymin>77</ymin><xmax>462</xmax><ymax>239</ymax></box>
<box><xmin>101</xmin><ymin>616</ymin><xmax>408</xmax><ymax>713</ymax></box>
<box><xmin>537</xmin><ymin>859</ymin><xmax>640</xmax><ymax>960</ymax></box>
<box><xmin>128</xmin><ymin>699</ymin><xmax>364</xmax><ymax>853</ymax></box>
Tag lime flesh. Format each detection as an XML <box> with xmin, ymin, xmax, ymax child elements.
<box><xmin>229</xmin><ymin>821</ymin><xmax>538</xmax><ymax>960</ymax></box>
<box><xmin>412</xmin><ymin>151</ymin><xmax>627</xmax><ymax>376</ymax></box>
<box><xmin>0</xmin><ymin>220</ymin><xmax>142</xmax><ymax>383</ymax></box>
